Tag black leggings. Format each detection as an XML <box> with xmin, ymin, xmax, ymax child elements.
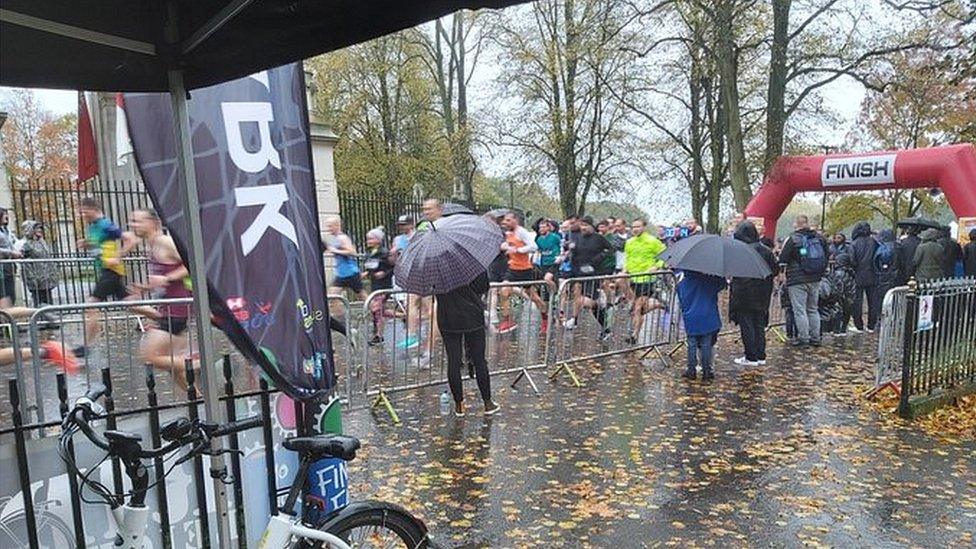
<box><xmin>443</xmin><ymin>328</ymin><xmax>491</xmax><ymax>404</ymax></box>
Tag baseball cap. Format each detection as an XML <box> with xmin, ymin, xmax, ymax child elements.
<box><xmin>395</xmin><ymin>215</ymin><xmax>414</xmax><ymax>225</ymax></box>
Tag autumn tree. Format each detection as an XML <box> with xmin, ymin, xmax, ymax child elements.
<box><xmin>488</xmin><ymin>0</ymin><xmax>638</xmax><ymax>217</ymax></box>
<box><xmin>1</xmin><ymin>89</ymin><xmax>76</xmax><ymax>182</ymax></box>
<box><xmin>308</xmin><ymin>31</ymin><xmax>454</xmax><ymax>196</ymax></box>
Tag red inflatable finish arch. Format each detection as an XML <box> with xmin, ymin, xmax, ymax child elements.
<box><xmin>744</xmin><ymin>143</ymin><xmax>976</xmax><ymax>238</ymax></box>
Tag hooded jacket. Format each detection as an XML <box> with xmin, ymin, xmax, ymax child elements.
<box><xmin>900</xmin><ymin>231</ymin><xmax>922</xmax><ymax>281</ymax></box>
<box><xmin>829</xmin><ymin>253</ymin><xmax>857</xmax><ymax>310</ymax></box>
<box><xmin>874</xmin><ymin>228</ymin><xmax>902</xmax><ymax>291</ymax></box>
<box><xmin>913</xmin><ymin>228</ymin><xmax>945</xmax><ymax>281</ymax></box>
<box><xmin>937</xmin><ymin>230</ymin><xmax>962</xmax><ymax>277</ymax></box>
<box><xmin>19</xmin><ymin>220</ymin><xmax>59</xmax><ymax>291</ymax></box>
<box><xmin>964</xmin><ymin>229</ymin><xmax>976</xmax><ymax>277</ymax></box>
<box><xmin>729</xmin><ymin>222</ymin><xmax>779</xmax><ymax>321</ymax></box>
<box><xmin>850</xmin><ymin>221</ymin><xmax>877</xmax><ymax>287</ymax></box>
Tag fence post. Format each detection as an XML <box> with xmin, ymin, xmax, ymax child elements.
<box><xmin>57</xmin><ymin>373</ymin><xmax>87</xmax><ymax>548</ymax></box>
<box><xmin>221</xmin><ymin>355</ymin><xmax>247</xmax><ymax>544</ymax></box>
<box><xmin>898</xmin><ymin>280</ymin><xmax>918</xmax><ymax>418</ymax></box>
<box><xmin>10</xmin><ymin>379</ymin><xmax>40</xmax><ymax>549</ymax></box>
<box><xmin>145</xmin><ymin>365</ymin><xmax>172</xmax><ymax>549</ymax></box>
<box><xmin>184</xmin><ymin>360</ymin><xmax>211</xmax><ymax>548</ymax></box>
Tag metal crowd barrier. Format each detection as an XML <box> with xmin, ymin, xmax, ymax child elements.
<box><xmin>360</xmin><ymin>279</ymin><xmax>555</xmax><ymax>423</ymax></box>
<box><xmin>325</xmin><ymin>294</ymin><xmax>358</xmax><ymax>409</ymax></box>
<box><xmin>549</xmin><ymin>271</ymin><xmax>680</xmax><ymax>385</ymax></box>
<box><xmin>871</xmin><ymin>286</ymin><xmax>910</xmax><ymax>397</ymax></box>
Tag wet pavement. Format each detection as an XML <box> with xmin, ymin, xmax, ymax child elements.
<box><xmin>342</xmin><ymin>332</ymin><xmax>976</xmax><ymax>548</ymax></box>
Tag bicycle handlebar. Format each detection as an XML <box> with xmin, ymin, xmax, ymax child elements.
<box><xmin>84</xmin><ymin>382</ymin><xmax>108</xmax><ymax>402</ymax></box>
<box><xmin>209</xmin><ymin>416</ymin><xmax>263</xmax><ymax>438</ymax></box>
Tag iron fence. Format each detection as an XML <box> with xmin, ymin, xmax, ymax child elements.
<box><xmin>336</xmin><ymin>188</ymin><xmax>511</xmax><ymax>250</ymax></box>
<box><xmin>10</xmin><ymin>177</ymin><xmax>149</xmax><ymax>259</ymax></box>
<box><xmin>0</xmin><ymin>257</ymin><xmax>151</xmax><ymax>307</ymax></box>
<box><xmin>898</xmin><ymin>277</ymin><xmax>976</xmax><ymax>418</ymax></box>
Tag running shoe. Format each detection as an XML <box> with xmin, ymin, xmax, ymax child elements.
<box><xmin>624</xmin><ymin>335</ymin><xmax>637</xmax><ymax>345</ymax></box>
<box><xmin>497</xmin><ymin>320</ymin><xmax>518</xmax><ymax>334</ymax></box>
<box><xmin>454</xmin><ymin>402</ymin><xmax>465</xmax><ymax>418</ymax></box>
<box><xmin>41</xmin><ymin>341</ymin><xmax>80</xmax><ymax>374</ymax></box>
<box><xmin>563</xmin><ymin>317</ymin><xmax>577</xmax><ymax>329</ymax></box>
<box><xmin>396</xmin><ymin>335</ymin><xmax>420</xmax><ymax>350</ymax></box>
<box><xmin>734</xmin><ymin>357</ymin><xmax>759</xmax><ymax>366</ymax></box>
<box><xmin>71</xmin><ymin>345</ymin><xmax>87</xmax><ymax>358</ymax></box>
<box><xmin>599</xmin><ymin>329</ymin><xmax>611</xmax><ymax>342</ymax></box>
<box><xmin>368</xmin><ymin>334</ymin><xmax>384</xmax><ymax>346</ymax></box>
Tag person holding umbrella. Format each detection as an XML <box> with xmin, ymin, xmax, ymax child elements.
<box><xmin>660</xmin><ymin>231</ymin><xmax>772</xmax><ymax>380</ymax></box>
<box><xmin>729</xmin><ymin>221</ymin><xmax>779</xmax><ymax>366</ymax></box>
<box><xmin>394</xmin><ymin>213</ymin><xmax>503</xmax><ymax>417</ymax></box>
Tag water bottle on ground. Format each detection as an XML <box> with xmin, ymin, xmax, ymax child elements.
<box><xmin>439</xmin><ymin>390</ymin><xmax>451</xmax><ymax>415</ymax></box>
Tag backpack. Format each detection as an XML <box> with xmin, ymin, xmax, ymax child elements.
<box><xmin>796</xmin><ymin>234</ymin><xmax>827</xmax><ymax>275</ymax></box>
<box><xmin>874</xmin><ymin>241</ymin><xmax>895</xmax><ymax>273</ymax></box>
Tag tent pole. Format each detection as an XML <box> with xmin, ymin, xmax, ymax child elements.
<box><xmin>168</xmin><ymin>69</ymin><xmax>234</xmax><ymax>549</ymax></box>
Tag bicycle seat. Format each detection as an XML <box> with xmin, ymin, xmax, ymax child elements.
<box><xmin>283</xmin><ymin>434</ymin><xmax>360</xmax><ymax>461</ymax></box>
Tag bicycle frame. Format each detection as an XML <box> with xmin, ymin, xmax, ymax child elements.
<box><xmin>259</xmin><ymin>515</ymin><xmax>350</xmax><ymax>548</ymax></box>
<box><xmin>108</xmin><ymin>505</ymin><xmax>150</xmax><ymax>549</ymax></box>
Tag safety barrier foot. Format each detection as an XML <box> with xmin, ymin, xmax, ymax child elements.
<box><xmin>767</xmin><ymin>326</ymin><xmax>787</xmax><ymax>343</ymax></box>
<box><xmin>863</xmin><ymin>381</ymin><xmax>901</xmax><ymax>400</ymax></box>
<box><xmin>649</xmin><ymin>345</ymin><xmax>671</xmax><ymax>369</ymax></box>
<box><xmin>666</xmin><ymin>340</ymin><xmax>687</xmax><ymax>358</ymax></box>
<box><xmin>549</xmin><ymin>362</ymin><xmax>582</xmax><ymax>387</ymax></box>
<box><xmin>370</xmin><ymin>391</ymin><xmax>401</xmax><ymax>424</ymax></box>
<box><xmin>511</xmin><ymin>368</ymin><xmax>541</xmax><ymax>396</ymax></box>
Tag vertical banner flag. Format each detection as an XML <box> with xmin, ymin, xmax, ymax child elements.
<box><xmin>124</xmin><ymin>64</ymin><xmax>333</xmax><ymax>399</ymax></box>
<box><xmin>77</xmin><ymin>91</ymin><xmax>99</xmax><ymax>183</ymax></box>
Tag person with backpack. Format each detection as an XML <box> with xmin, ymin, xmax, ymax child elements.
<box><xmin>873</xmin><ymin>229</ymin><xmax>902</xmax><ymax>309</ymax></box>
<box><xmin>778</xmin><ymin>215</ymin><xmax>828</xmax><ymax>347</ymax></box>
<box><xmin>850</xmin><ymin>221</ymin><xmax>879</xmax><ymax>332</ymax></box>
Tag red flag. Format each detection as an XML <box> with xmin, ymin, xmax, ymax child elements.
<box><xmin>77</xmin><ymin>91</ymin><xmax>98</xmax><ymax>183</ymax></box>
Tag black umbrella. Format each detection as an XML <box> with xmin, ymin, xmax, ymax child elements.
<box><xmin>897</xmin><ymin>217</ymin><xmax>942</xmax><ymax>230</ymax></box>
<box><xmin>660</xmin><ymin>234</ymin><xmax>772</xmax><ymax>279</ymax></box>
<box><xmin>1</xmin><ymin>0</ymin><xmax>527</xmax><ymax>92</ymax></box>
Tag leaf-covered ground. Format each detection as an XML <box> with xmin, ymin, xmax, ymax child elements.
<box><xmin>343</xmin><ymin>333</ymin><xmax>976</xmax><ymax>548</ymax></box>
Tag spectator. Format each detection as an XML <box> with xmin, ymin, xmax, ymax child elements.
<box><xmin>363</xmin><ymin>227</ymin><xmax>393</xmax><ymax>346</ymax></box>
<box><xmin>623</xmin><ymin>219</ymin><xmax>666</xmax><ymax>345</ymax></box>
<box><xmin>779</xmin><ymin>214</ymin><xmax>828</xmax><ymax>347</ymax></box>
<box><xmin>498</xmin><ymin>213</ymin><xmax>547</xmax><ymax>334</ymax></box>
<box><xmin>828</xmin><ymin>254</ymin><xmax>857</xmax><ymax>336</ymax></box>
<box><xmin>937</xmin><ymin>226</ymin><xmax>962</xmax><ymax>278</ymax></box>
<box><xmin>677</xmin><ymin>270</ymin><xmax>726</xmax><ymax>381</ymax></box>
<box><xmin>850</xmin><ymin>221</ymin><xmax>879</xmax><ymax>332</ymax></box>
<box><xmin>874</xmin><ymin>229</ymin><xmax>902</xmax><ymax>308</ymax></box>
<box><xmin>964</xmin><ymin>228</ymin><xmax>976</xmax><ymax>277</ymax></box>
<box><xmin>912</xmin><ymin>228</ymin><xmax>946</xmax><ymax>281</ymax></box>
<box><xmin>18</xmin><ymin>221</ymin><xmax>58</xmax><ymax>306</ymax></box>
<box><xmin>0</xmin><ymin>208</ymin><xmax>21</xmax><ymax>307</ymax></box>
<box><xmin>899</xmin><ymin>226</ymin><xmax>922</xmax><ymax>282</ymax></box>
<box><xmin>420</xmin><ymin>198</ymin><xmax>443</xmax><ymax>228</ymax></box>
<box><xmin>436</xmin><ymin>270</ymin><xmax>499</xmax><ymax>417</ymax></box>
<box><xmin>729</xmin><ymin>221</ymin><xmax>779</xmax><ymax>366</ymax></box>
<box><xmin>829</xmin><ymin>233</ymin><xmax>852</xmax><ymax>260</ymax></box>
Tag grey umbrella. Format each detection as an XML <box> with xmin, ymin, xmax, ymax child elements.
<box><xmin>660</xmin><ymin>234</ymin><xmax>772</xmax><ymax>279</ymax></box>
<box><xmin>394</xmin><ymin>214</ymin><xmax>504</xmax><ymax>295</ymax></box>
<box><xmin>442</xmin><ymin>202</ymin><xmax>475</xmax><ymax>216</ymax></box>
<box><xmin>896</xmin><ymin>217</ymin><xmax>942</xmax><ymax>231</ymax></box>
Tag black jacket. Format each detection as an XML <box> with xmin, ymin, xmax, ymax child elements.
<box><xmin>874</xmin><ymin>229</ymin><xmax>903</xmax><ymax>291</ymax></box>
<box><xmin>729</xmin><ymin>223</ymin><xmax>779</xmax><ymax>322</ymax></box>
<box><xmin>900</xmin><ymin>233</ymin><xmax>921</xmax><ymax>282</ymax></box>
<box><xmin>364</xmin><ymin>246</ymin><xmax>394</xmax><ymax>290</ymax></box>
<box><xmin>850</xmin><ymin>221</ymin><xmax>877</xmax><ymax>287</ymax></box>
<box><xmin>571</xmin><ymin>232</ymin><xmax>613</xmax><ymax>275</ymax></box>
<box><xmin>965</xmin><ymin>230</ymin><xmax>976</xmax><ymax>277</ymax></box>
<box><xmin>779</xmin><ymin>227</ymin><xmax>825</xmax><ymax>286</ymax></box>
<box><xmin>829</xmin><ymin>253</ymin><xmax>857</xmax><ymax>310</ymax></box>
<box><xmin>436</xmin><ymin>271</ymin><xmax>489</xmax><ymax>333</ymax></box>
<box><xmin>938</xmin><ymin>234</ymin><xmax>962</xmax><ymax>277</ymax></box>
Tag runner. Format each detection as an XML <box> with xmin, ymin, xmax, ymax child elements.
<box><xmin>324</xmin><ymin>216</ymin><xmax>366</xmax><ymax>301</ymax></box>
<box><xmin>129</xmin><ymin>209</ymin><xmax>195</xmax><ymax>390</ymax></box>
<box><xmin>534</xmin><ymin>218</ymin><xmax>562</xmax><ymax>288</ymax></box>
<box><xmin>73</xmin><ymin>197</ymin><xmax>127</xmax><ymax>358</ymax></box>
<box><xmin>498</xmin><ymin>213</ymin><xmax>547</xmax><ymax>334</ymax></box>
<box><xmin>0</xmin><ymin>341</ymin><xmax>78</xmax><ymax>372</ymax></box>
<box><xmin>623</xmin><ymin>219</ymin><xmax>667</xmax><ymax>344</ymax></box>
<box><xmin>564</xmin><ymin>216</ymin><xmax>614</xmax><ymax>341</ymax></box>
<box><xmin>390</xmin><ymin>215</ymin><xmax>424</xmax><ymax>350</ymax></box>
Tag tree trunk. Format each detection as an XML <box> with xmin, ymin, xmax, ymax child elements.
<box><xmin>455</xmin><ymin>13</ymin><xmax>474</xmax><ymax>202</ymax></box>
<box><xmin>705</xmin><ymin>74</ymin><xmax>725</xmax><ymax>233</ymax></box>
<box><xmin>764</xmin><ymin>0</ymin><xmax>791</xmax><ymax>174</ymax></box>
<box><xmin>689</xmin><ymin>67</ymin><xmax>705</xmax><ymax>226</ymax></box>
<box><xmin>715</xmin><ymin>0</ymin><xmax>752</xmax><ymax>211</ymax></box>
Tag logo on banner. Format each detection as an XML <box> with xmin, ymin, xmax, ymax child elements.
<box><xmin>821</xmin><ymin>154</ymin><xmax>896</xmax><ymax>186</ymax></box>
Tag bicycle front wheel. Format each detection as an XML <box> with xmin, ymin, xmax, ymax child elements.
<box><xmin>295</xmin><ymin>500</ymin><xmax>431</xmax><ymax>548</ymax></box>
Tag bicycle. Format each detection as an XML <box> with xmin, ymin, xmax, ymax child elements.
<box><xmin>58</xmin><ymin>383</ymin><xmax>433</xmax><ymax>548</ymax></box>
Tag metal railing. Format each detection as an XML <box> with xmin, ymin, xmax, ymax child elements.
<box><xmin>874</xmin><ymin>286</ymin><xmax>910</xmax><ymax>394</ymax></box>
<box><xmin>897</xmin><ymin>277</ymin><xmax>976</xmax><ymax>418</ymax></box>
<box><xmin>0</xmin><ymin>256</ymin><xmax>151</xmax><ymax>307</ymax></box>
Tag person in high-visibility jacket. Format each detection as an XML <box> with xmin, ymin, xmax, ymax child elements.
<box><xmin>623</xmin><ymin>219</ymin><xmax>667</xmax><ymax>344</ymax></box>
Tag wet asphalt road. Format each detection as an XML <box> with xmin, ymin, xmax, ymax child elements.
<box><xmin>341</xmin><ymin>331</ymin><xmax>975</xmax><ymax>548</ymax></box>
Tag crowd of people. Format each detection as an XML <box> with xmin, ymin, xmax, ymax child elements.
<box><xmin>326</xmin><ymin>203</ymin><xmax>976</xmax><ymax>400</ymax></box>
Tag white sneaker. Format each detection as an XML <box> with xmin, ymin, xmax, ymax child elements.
<box><xmin>834</xmin><ymin>331</ymin><xmax>847</xmax><ymax>337</ymax></box>
<box><xmin>848</xmin><ymin>327</ymin><xmax>862</xmax><ymax>334</ymax></box>
<box><xmin>734</xmin><ymin>357</ymin><xmax>759</xmax><ymax>366</ymax></box>
<box><xmin>866</xmin><ymin>328</ymin><xmax>875</xmax><ymax>333</ymax></box>
<box><xmin>757</xmin><ymin>359</ymin><xmax>767</xmax><ymax>365</ymax></box>
<box><xmin>563</xmin><ymin>317</ymin><xmax>577</xmax><ymax>329</ymax></box>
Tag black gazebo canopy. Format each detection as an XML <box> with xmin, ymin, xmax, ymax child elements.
<box><xmin>1</xmin><ymin>0</ymin><xmax>524</xmax><ymax>92</ymax></box>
